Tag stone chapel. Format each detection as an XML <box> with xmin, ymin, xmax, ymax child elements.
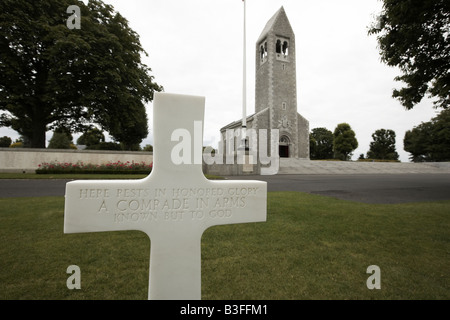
<box><xmin>220</xmin><ymin>6</ymin><xmax>309</xmax><ymax>160</ymax></box>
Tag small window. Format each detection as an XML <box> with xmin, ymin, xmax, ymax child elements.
<box><xmin>276</xmin><ymin>37</ymin><xmax>289</xmax><ymax>61</ymax></box>
<box><xmin>280</xmin><ymin>136</ymin><xmax>290</xmax><ymax>145</ymax></box>
<box><xmin>259</xmin><ymin>40</ymin><xmax>268</xmax><ymax>64</ymax></box>
<box><xmin>276</xmin><ymin>40</ymin><xmax>282</xmax><ymax>54</ymax></box>
<box><xmin>282</xmin><ymin>41</ymin><xmax>289</xmax><ymax>55</ymax></box>
<box><xmin>282</xmin><ymin>102</ymin><xmax>287</xmax><ymax>110</ymax></box>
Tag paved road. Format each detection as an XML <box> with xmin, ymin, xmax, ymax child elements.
<box><xmin>0</xmin><ymin>179</ymin><xmax>69</xmax><ymax>198</ymax></box>
<box><xmin>1</xmin><ymin>174</ymin><xmax>450</xmax><ymax>204</ymax></box>
<box><xmin>230</xmin><ymin>174</ymin><xmax>450</xmax><ymax>204</ymax></box>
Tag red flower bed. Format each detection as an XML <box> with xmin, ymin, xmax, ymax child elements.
<box><xmin>36</xmin><ymin>161</ymin><xmax>152</xmax><ymax>174</ymax></box>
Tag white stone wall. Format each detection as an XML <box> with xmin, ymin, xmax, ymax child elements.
<box><xmin>0</xmin><ymin>148</ymin><xmax>153</xmax><ymax>173</ymax></box>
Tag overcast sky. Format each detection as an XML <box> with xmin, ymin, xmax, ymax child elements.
<box><xmin>1</xmin><ymin>0</ymin><xmax>441</xmax><ymax>162</ymax></box>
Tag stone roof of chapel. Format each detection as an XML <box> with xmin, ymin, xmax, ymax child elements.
<box><xmin>257</xmin><ymin>6</ymin><xmax>292</xmax><ymax>43</ymax></box>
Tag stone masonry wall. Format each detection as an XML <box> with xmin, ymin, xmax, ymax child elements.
<box><xmin>0</xmin><ymin>148</ymin><xmax>153</xmax><ymax>173</ymax></box>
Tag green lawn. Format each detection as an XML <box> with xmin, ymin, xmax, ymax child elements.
<box><xmin>0</xmin><ymin>192</ymin><xmax>448</xmax><ymax>300</ymax></box>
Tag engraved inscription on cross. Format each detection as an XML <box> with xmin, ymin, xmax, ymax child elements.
<box><xmin>64</xmin><ymin>92</ymin><xmax>267</xmax><ymax>300</ymax></box>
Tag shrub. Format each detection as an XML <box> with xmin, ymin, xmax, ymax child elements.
<box><xmin>9</xmin><ymin>142</ymin><xmax>23</xmax><ymax>148</ymax></box>
<box><xmin>86</xmin><ymin>142</ymin><xmax>123</xmax><ymax>150</ymax></box>
<box><xmin>36</xmin><ymin>161</ymin><xmax>152</xmax><ymax>174</ymax></box>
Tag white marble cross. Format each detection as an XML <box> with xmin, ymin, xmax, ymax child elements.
<box><xmin>64</xmin><ymin>92</ymin><xmax>267</xmax><ymax>300</ymax></box>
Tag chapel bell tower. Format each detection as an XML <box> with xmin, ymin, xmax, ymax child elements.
<box><xmin>255</xmin><ymin>7</ymin><xmax>308</xmax><ymax>159</ymax></box>
<box><xmin>218</xmin><ymin>6</ymin><xmax>309</xmax><ymax>165</ymax></box>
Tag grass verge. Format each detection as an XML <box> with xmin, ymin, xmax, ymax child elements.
<box><xmin>0</xmin><ymin>193</ymin><xmax>448</xmax><ymax>299</ymax></box>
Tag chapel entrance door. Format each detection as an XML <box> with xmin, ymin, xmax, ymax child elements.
<box><xmin>279</xmin><ymin>145</ymin><xmax>289</xmax><ymax>158</ymax></box>
<box><xmin>279</xmin><ymin>136</ymin><xmax>290</xmax><ymax>158</ymax></box>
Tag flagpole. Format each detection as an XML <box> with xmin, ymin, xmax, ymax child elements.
<box><xmin>241</xmin><ymin>0</ymin><xmax>247</xmax><ymax>148</ymax></box>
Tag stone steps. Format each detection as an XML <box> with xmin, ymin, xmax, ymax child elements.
<box><xmin>278</xmin><ymin>158</ymin><xmax>450</xmax><ymax>175</ymax></box>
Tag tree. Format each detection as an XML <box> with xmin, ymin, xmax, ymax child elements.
<box><xmin>333</xmin><ymin>123</ymin><xmax>358</xmax><ymax>160</ymax></box>
<box><xmin>368</xmin><ymin>0</ymin><xmax>449</xmax><ymax>109</ymax></box>
<box><xmin>48</xmin><ymin>129</ymin><xmax>72</xmax><ymax>149</ymax></box>
<box><xmin>429</xmin><ymin>109</ymin><xmax>450</xmax><ymax>160</ymax></box>
<box><xmin>0</xmin><ymin>0</ymin><xmax>163</xmax><ymax>148</ymax></box>
<box><xmin>310</xmin><ymin>127</ymin><xmax>334</xmax><ymax>159</ymax></box>
<box><xmin>404</xmin><ymin>109</ymin><xmax>450</xmax><ymax>162</ymax></box>
<box><xmin>142</xmin><ymin>144</ymin><xmax>153</xmax><ymax>152</ymax></box>
<box><xmin>404</xmin><ymin>123</ymin><xmax>431</xmax><ymax>162</ymax></box>
<box><xmin>0</xmin><ymin>136</ymin><xmax>12</xmax><ymax>147</ymax></box>
<box><xmin>77</xmin><ymin>126</ymin><xmax>105</xmax><ymax>147</ymax></box>
<box><xmin>367</xmin><ymin>129</ymin><xmax>399</xmax><ymax>160</ymax></box>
